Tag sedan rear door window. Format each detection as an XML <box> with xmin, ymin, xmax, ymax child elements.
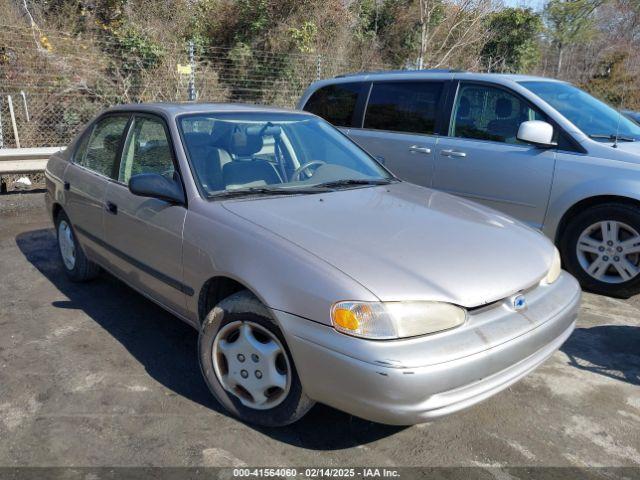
<box><xmin>363</xmin><ymin>81</ymin><xmax>444</xmax><ymax>134</ymax></box>
<box><xmin>77</xmin><ymin>115</ymin><xmax>129</xmax><ymax>178</ymax></box>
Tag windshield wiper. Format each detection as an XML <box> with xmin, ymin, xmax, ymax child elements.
<box><xmin>312</xmin><ymin>178</ymin><xmax>394</xmax><ymax>189</ymax></box>
<box><xmin>589</xmin><ymin>134</ymin><xmax>636</xmax><ymax>142</ymax></box>
<box><xmin>210</xmin><ymin>186</ymin><xmax>330</xmax><ymax>199</ymax></box>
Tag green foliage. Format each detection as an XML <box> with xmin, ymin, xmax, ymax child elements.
<box><xmin>544</xmin><ymin>0</ymin><xmax>603</xmax><ymax>47</ymax></box>
<box><xmin>288</xmin><ymin>22</ymin><xmax>317</xmax><ymax>53</ymax></box>
<box><xmin>110</xmin><ymin>26</ymin><xmax>165</xmax><ymax>72</ymax></box>
<box><xmin>235</xmin><ymin>0</ymin><xmax>270</xmax><ymax>44</ymax></box>
<box><xmin>481</xmin><ymin>8</ymin><xmax>542</xmax><ymax>73</ymax></box>
<box><xmin>582</xmin><ymin>52</ymin><xmax>640</xmax><ymax>109</ymax></box>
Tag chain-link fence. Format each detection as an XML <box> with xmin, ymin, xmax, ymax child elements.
<box><xmin>0</xmin><ymin>24</ymin><xmax>388</xmax><ymax>148</ymax></box>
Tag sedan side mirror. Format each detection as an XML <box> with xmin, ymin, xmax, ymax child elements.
<box><xmin>129</xmin><ymin>173</ymin><xmax>185</xmax><ymax>205</ymax></box>
<box><xmin>517</xmin><ymin>121</ymin><xmax>557</xmax><ymax>148</ymax></box>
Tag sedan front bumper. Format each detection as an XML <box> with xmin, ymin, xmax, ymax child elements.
<box><xmin>274</xmin><ymin>272</ymin><xmax>581</xmax><ymax>425</ymax></box>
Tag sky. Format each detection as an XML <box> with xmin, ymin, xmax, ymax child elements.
<box><xmin>502</xmin><ymin>0</ymin><xmax>545</xmax><ymax>10</ymax></box>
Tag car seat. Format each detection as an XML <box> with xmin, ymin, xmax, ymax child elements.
<box><xmin>222</xmin><ymin>127</ymin><xmax>282</xmax><ymax>189</ymax></box>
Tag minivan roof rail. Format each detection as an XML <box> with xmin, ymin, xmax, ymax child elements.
<box><xmin>334</xmin><ymin>68</ymin><xmax>465</xmax><ymax>78</ymax></box>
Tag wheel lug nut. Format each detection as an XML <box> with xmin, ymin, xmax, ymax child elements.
<box><xmin>240</xmin><ymin>369</ymin><xmax>248</xmax><ymax>378</ymax></box>
<box><xmin>251</xmin><ymin>354</ymin><xmax>259</xmax><ymax>363</ymax></box>
<box><xmin>603</xmin><ymin>256</ymin><xmax>609</xmax><ymax>261</ymax></box>
<box><xmin>614</xmin><ymin>256</ymin><xmax>620</xmax><ymax>262</ymax></box>
<box><xmin>607</xmin><ymin>241</ymin><xmax>614</xmax><ymax>246</ymax></box>
<box><xmin>237</xmin><ymin>354</ymin><xmax>245</xmax><ymax>362</ymax></box>
<box><xmin>617</xmin><ymin>247</ymin><xmax>623</xmax><ymax>252</ymax></box>
<box><xmin>598</xmin><ymin>246</ymin><xmax>605</xmax><ymax>252</ymax></box>
<box><xmin>255</xmin><ymin>370</ymin><xmax>262</xmax><ymax>379</ymax></box>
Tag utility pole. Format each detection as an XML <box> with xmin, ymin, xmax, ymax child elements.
<box><xmin>188</xmin><ymin>40</ymin><xmax>196</xmax><ymax>101</ymax></box>
<box><xmin>0</xmin><ymin>97</ymin><xmax>4</xmax><ymax>149</ymax></box>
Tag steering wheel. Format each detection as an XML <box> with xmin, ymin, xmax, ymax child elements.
<box><xmin>291</xmin><ymin>160</ymin><xmax>325</xmax><ymax>182</ymax></box>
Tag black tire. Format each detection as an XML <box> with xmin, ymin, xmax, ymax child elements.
<box><xmin>55</xmin><ymin>210</ymin><xmax>100</xmax><ymax>282</ymax></box>
<box><xmin>560</xmin><ymin>203</ymin><xmax>640</xmax><ymax>298</ymax></box>
<box><xmin>198</xmin><ymin>290</ymin><xmax>314</xmax><ymax>427</ymax></box>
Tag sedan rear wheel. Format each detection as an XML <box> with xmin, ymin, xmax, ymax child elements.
<box><xmin>561</xmin><ymin>203</ymin><xmax>640</xmax><ymax>298</ymax></box>
<box><xmin>55</xmin><ymin>210</ymin><xmax>100</xmax><ymax>282</ymax></box>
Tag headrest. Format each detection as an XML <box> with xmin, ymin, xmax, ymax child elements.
<box><xmin>495</xmin><ymin>98</ymin><xmax>512</xmax><ymax>118</ymax></box>
<box><xmin>457</xmin><ymin>96</ymin><xmax>471</xmax><ymax>117</ymax></box>
<box><xmin>103</xmin><ymin>134</ymin><xmax>120</xmax><ymax>152</ymax></box>
<box><xmin>226</xmin><ymin>127</ymin><xmax>263</xmax><ymax>157</ymax></box>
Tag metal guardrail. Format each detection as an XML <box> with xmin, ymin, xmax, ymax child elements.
<box><xmin>0</xmin><ymin>147</ymin><xmax>64</xmax><ymax>174</ymax></box>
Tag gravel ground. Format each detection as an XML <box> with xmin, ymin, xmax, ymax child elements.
<box><xmin>0</xmin><ymin>192</ymin><xmax>638</xmax><ymax>476</ymax></box>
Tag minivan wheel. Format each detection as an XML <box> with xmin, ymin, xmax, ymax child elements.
<box><xmin>560</xmin><ymin>203</ymin><xmax>640</xmax><ymax>298</ymax></box>
<box><xmin>55</xmin><ymin>211</ymin><xmax>100</xmax><ymax>282</ymax></box>
<box><xmin>198</xmin><ymin>291</ymin><xmax>314</xmax><ymax>426</ymax></box>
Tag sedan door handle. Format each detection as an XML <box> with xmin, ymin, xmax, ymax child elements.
<box><xmin>106</xmin><ymin>201</ymin><xmax>118</xmax><ymax>215</ymax></box>
<box><xmin>63</xmin><ymin>181</ymin><xmax>70</xmax><ymax>191</ymax></box>
<box><xmin>408</xmin><ymin>145</ymin><xmax>432</xmax><ymax>154</ymax></box>
<box><xmin>441</xmin><ymin>149</ymin><xmax>467</xmax><ymax>158</ymax></box>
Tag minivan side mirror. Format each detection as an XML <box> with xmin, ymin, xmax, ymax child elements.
<box><xmin>517</xmin><ymin>121</ymin><xmax>556</xmax><ymax>148</ymax></box>
<box><xmin>129</xmin><ymin>173</ymin><xmax>185</xmax><ymax>205</ymax></box>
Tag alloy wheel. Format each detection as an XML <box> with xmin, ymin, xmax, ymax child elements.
<box><xmin>576</xmin><ymin>220</ymin><xmax>640</xmax><ymax>284</ymax></box>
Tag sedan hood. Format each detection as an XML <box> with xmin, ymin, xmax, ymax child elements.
<box><xmin>222</xmin><ymin>182</ymin><xmax>555</xmax><ymax>307</ymax></box>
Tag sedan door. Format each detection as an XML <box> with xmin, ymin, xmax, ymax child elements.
<box><xmin>102</xmin><ymin>114</ymin><xmax>189</xmax><ymax>318</ymax></box>
<box><xmin>347</xmin><ymin>80</ymin><xmax>447</xmax><ymax>188</ymax></box>
<box><xmin>63</xmin><ymin>114</ymin><xmax>130</xmax><ymax>262</ymax></box>
<box><xmin>432</xmin><ymin>82</ymin><xmax>556</xmax><ymax>230</ymax></box>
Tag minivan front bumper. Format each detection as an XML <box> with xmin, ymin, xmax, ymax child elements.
<box><xmin>274</xmin><ymin>272</ymin><xmax>580</xmax><ymax>425</ymax></box>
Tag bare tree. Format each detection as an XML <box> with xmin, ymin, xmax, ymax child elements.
<box><xmin>416</xmin><ymin>0</ymin><xmax>493</xmax><ymax>70</ymax></box>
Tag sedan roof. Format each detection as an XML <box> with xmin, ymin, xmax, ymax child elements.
<box><xmin>105</xmin><ymin>102</ymin><xmax>309</xmax><ymax>118</ymax></box>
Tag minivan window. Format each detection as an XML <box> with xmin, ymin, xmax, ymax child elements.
<box><xmin>363</xmin><ymin>81</ymin><xmax>443</xmax><ymax>135</ymax></box>
<box><xmin>77</xmin><ymin>115</ymin><xmax>129</xmax><ymax>178</ymax></box>
<box><xmin>119</xmin><ymin>116</ymin><xmax>175</xmax><ymax>183</ymax></box>
<box><xmin>451</xmin><ymin>84</ymin><xmax>544</xmax><ymax>144</ymax></box>
<box><xmin>303</xmin><ymin>83</ymin><xmax>363</xmax><ymax>127</ymax></box>
<box><xmin>520</xmin><ymin>81</ymin><xmax>640</xmax><ymax>141</ymax></box>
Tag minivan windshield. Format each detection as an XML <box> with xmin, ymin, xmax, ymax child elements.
<box><xmin>178</xmin><ymin>112</ymin><xmax>393</xmax><ymax>197</ymax></box>
<box><xmin>520</xmin><ymin>81</ymin><xmax>640</xmax><ymax>142</ymax></box>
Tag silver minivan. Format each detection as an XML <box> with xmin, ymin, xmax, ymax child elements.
<box><xmin>298</xmin><ymin>71</ymin><xmax>640</xmax><ymax>298</ymax></box>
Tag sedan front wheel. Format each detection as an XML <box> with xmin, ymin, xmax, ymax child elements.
<box><xmin>199</xmin><ymin>291</ymin><xmax>314</xmax><ymax>426</ymax></box>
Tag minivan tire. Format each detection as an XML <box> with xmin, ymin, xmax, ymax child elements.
<box><xmin>55</xmin><ymin>210</ymin><xmax>100</xmax><ymax>282</ymax></box>
<box><xmin>199</xmin><ymin>291</ymin><xmax>315</xmax><ymax>427</ymax></box>
<box><xmin>560</xmin><ymin>203</ymin><xmax>640</xmax><ymax>298</ymax></box>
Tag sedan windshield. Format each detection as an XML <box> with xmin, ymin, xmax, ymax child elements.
<box><xmin>520</xmin><ymin>81</ymin><xmax>640</xmax><ymax>142</ymax></box>
<box><xmin>178</xmin><ymin>112</ymin><xmax>393</xmax><ymax>197</ymax></box>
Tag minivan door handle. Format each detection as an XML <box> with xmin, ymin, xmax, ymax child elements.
<box><xmin>408</xmin><ymin>145</ymin><xmax>432</xmax><ymax>154</ymax></box>
<box><xmin>441</xmin><ymin>149</ymin><xmax>467</xmax><ymax>158</ymax></box>
<box><xmin>106</xmin><ymin>201</ymin><xmax>118</xmax><ymax>215</ymax></box>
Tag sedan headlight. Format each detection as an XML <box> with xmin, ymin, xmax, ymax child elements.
<box><xmin>544</xmin><ymin>247</ymin><xmax>562</xmax><ymax>284</ymax></box>
<box><xmin>331</xmin><ymin>301</ymin><xmax>467</xmax><ymax>339</ymax></box>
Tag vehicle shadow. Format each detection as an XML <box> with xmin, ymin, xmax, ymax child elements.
<box><xmin>560</xmin><ymin>325</ymin><xmax>640</xmax><ymax>386</ymax></box>
<box><xmin>15</xmin><ymin>228</ymin><xmax>403</xmax><ymax>449</ymax></box>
